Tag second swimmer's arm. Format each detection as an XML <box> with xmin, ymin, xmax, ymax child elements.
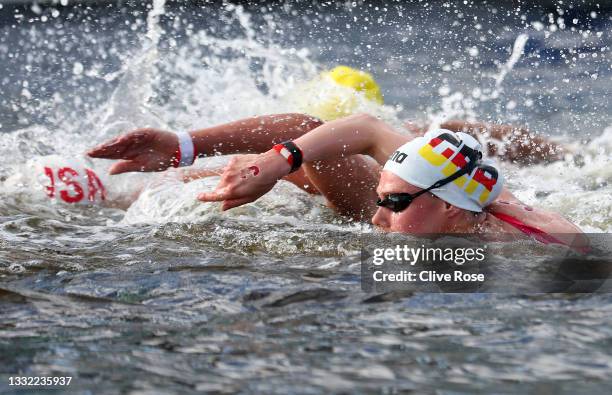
<box><xmin>188</xmin><ymin>113</ymin><xmax>324</xmax><ymax>157</ymax></box>
<box><xmin>88</xmin><ymin>113</ymin><xmax>323</xmax><ymax>174</ymax></box>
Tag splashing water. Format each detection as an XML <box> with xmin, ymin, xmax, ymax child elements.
<box><xmin>0</xmin><ymin>1</ymin><xmax>609</xmax><ymax>254</ymax></box>
<box><xmin>1</xmin><ymin>3</ymin><xmax>609</xmax><ymax>229</ymax></box>
<box><xmin>1</xmin><ymin>2</ymin><xmax>611</xmax><ymax>393</ymax></box>
<box><xmin>494</xmin><ymin>33</ymin><xmax>530</xmax><ymax>88</ymax></box>
<box><xmin>429</xmin><ymin>33</ymin><xmax>531</xmax><ymax>127</ymax></box>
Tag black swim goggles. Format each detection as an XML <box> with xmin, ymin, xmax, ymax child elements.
<box><xmin>376</xmin><ymin>150</ymin><xmax>482</xmax><ymax>213</ymax></box>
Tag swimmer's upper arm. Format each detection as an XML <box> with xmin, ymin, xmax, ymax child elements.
<box><xmin>357</xmin><ymin>114</ymin><xmax>413</xmax><ymax>165</ymax></box>
<box><xmin>292</xmin><ymin>112</ymin><xmax>410</xmax><ymax>172</ymax></box>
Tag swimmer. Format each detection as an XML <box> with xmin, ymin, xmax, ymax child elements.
<box><xmin>87</xmin><ymin>111</ymin><xmax>585</xmax><ymax>250</ymax></box>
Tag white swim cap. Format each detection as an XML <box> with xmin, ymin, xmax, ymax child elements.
<box><xmin>32</xmin><ymin>155</ymin><xmax>107</xmax><ymax>205</ymax></box>
<box><xmin>383</xmin><ymin>129</ymin><xmax>504</xmax><ymax>212</ymax></box>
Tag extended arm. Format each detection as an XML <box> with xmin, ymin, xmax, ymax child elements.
<box><xmin>87</xmin><ymin>113</ymin><xmax>323</xmax><ymax>174</ymax></box>
<box><xmin>197</xmin><ymin>113</ymin><xmax>411</xmax><ymax>212</ymax></box>
<box><xmin>189</xmin><ymin>113</ymin><xmax>324</xmax><ymax>157</ymax></box>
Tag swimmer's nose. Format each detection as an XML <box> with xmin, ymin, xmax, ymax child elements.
<box><xmin>371</xmin><ymin>207</ymin><xmax>390</xmax><ymax>230</ymax></box>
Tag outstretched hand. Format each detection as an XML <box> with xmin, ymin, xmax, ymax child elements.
<box><xmin>87</xmin><ymin>128</ymin><xmax>179</xmax><ymax>174</ymax></box>
<box><xmin>197</xmin><ymin>151</ymin><xmax>291</xmax><ymax>211</ymax></box>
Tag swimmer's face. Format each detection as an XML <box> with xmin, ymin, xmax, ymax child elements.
<box><xmin>372</xmin><ymin>171</ymin><xmax>450</xmax><ymax>233</ymax></box>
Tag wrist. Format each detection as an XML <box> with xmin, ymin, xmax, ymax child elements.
<box><xmin>263</xmin><ymin>149</ymin><xmax>292</xmax><ymax>178</ymax></box>
<box><xmin>171</xmin><ymin>131</ymin><xmax>196</xmax><ymax>167</ymax></box>
<box><xmin>272</xmin><ymin>141</ymin><xmax>303</xmax><ymax>173</ymax></box>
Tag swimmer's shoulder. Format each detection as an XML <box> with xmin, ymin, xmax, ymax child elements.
<box><xmin>485</xmin><ymin>200</ymin><xmax>587</xmax><ymax>249</ymax></box>
<box><xmin>488</xmin><ymin>200</ymin><xmax>580</xmax><ymax>233</ymax></box>
<box><xmin>488</xmin><ymin>200</ymin><xmax>590</xmax><ymax>251</ymax></box>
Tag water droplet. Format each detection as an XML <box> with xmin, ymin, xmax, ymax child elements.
<box><xmin>72</xmin><ymin>62</ymin><xmax>84</xmax><ymax>75</ymax></box>
<box><xmin>438</xmin><ymin>86</ymin><xmax>451</xmax><ymax>96</ymax></box>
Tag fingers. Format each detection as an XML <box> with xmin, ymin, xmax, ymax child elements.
<box><xmin>196</xmin><ymin>167</ymin><xmax>244</xmax><ymax>201</ymax></box>
<box><xmin>197</xmin><ymin>189</ymin><xmax>230</xmax><ymax>202</ymax></box>
<box><xmin>197</xmin><ymin>190</ymin><xmax>254</xmax><ymax>211</ymax></box>
<box><xmin>180</xmin><ymin>168</ymin><xmax>224</xmax><ymax>182</ymax></box>
<box><xmin>221</xmin><ymin>197</ymin><xmax>254</xmax><ymax>211</ymax></box>
<box><xmin>109</xmin><ymin>160</ymin><xmax>145</xmax><ymax>175</ymax></box>
<box><xmin>87</xmin><ymin>131</ymin><xmax>147</xmax><ymax>159</ymax></box>
<box><xmin>195</xmin><ymin>153</ymin><xmax>276</xmax><ymax>209</ymax></box>
<box><xmin>87</xmin><ymin>136</ymin><xmax>129</xmax><ymax>159</ymax></box>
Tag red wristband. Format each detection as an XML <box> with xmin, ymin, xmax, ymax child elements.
<box><xmin>273</xmin><ymin>141</ymin><xmax>303</xmax><ymax>172</ymax></box>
